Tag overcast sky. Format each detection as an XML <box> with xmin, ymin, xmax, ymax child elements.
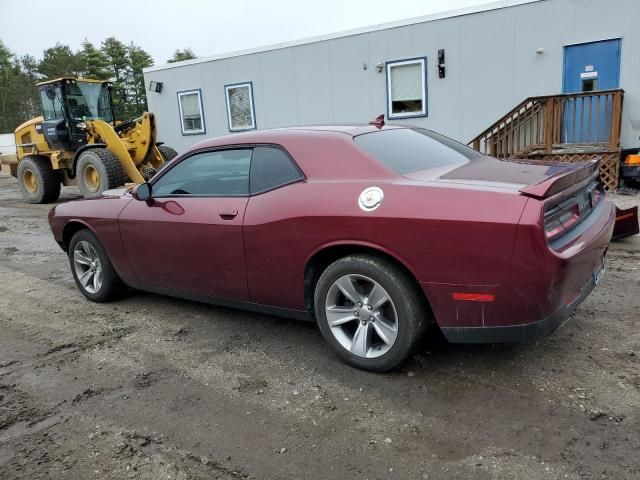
<box><xmin>1</xmin><ymin>0</ymin><xmax>488</xmax><ymax>65</ymax></box>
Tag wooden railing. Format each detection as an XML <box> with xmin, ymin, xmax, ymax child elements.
<box><xmin>469</xmin><ymin>89</ymin><xmax>624</xmax><ymax>159</ymax></box>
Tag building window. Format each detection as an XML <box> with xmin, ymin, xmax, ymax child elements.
<box><xmin>177</xmin><ymin>89</ymin><xmax>205</xmax><ymax>135</ymax></box>
<box><xmin>386</xmin><ymin>58</ymin><xmax>427</xmax><ymax>119</ymax></box>
<box><xmin>225</xmin><ymin>82</ymin><xmax>256</xmax><ymax>131</ymax></box>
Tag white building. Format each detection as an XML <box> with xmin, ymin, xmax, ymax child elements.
<box><xmin>143</xmin><ymin>0</ymin><xmax>640</xmax><ymax>159</ymax></box>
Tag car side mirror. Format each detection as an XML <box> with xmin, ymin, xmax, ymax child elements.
<box><xmin>134</xmin><ymin>182</ymin><xmax>153</xmax><ymax>202</ymax></box>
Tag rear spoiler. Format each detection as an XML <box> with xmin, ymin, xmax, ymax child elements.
<box><xmin>519</xmin><ymin>159</ymin><xmax>599</xmax><ymax>199</ymax></box>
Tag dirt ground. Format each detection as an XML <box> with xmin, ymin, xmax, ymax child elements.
<box><xmin>0</xmin><ymin>172</ymin><xmax>638</xmax><ymax>480</ymax></box>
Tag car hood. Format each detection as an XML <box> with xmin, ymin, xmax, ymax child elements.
<box><xmin>404</xmin><ymin>156</ymin><xmax>593</xmax><ymax>194</ymax></box>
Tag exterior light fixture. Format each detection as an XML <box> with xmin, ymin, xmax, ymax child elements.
<box><xmin>149</xmin><ymin>81</ymin><xmax>163</xmax><ymax>93</ymax></box>
<box><xmin>438</xmin><ymin>49</ymin><xmax>446</xmax><ymax>78</ymax></box>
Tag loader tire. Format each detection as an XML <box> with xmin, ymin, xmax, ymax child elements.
<box><xmin>17</xmin><ymin>155</ymin><xmax>61</xmax><ymax>204</ymax></box>
<box><xmin>76</xmin><ymin>148</ymin><xmax>125</xmax><ymax>198</ymax></box>
<box><xmin>158</xmin><ymin>145</ymin><xmax>178</xmax><ymax>162</ymax></box>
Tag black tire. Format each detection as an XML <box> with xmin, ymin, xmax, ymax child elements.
<box><xmin>157</xmin><ymin>145</ymin><xmax>178</xmax><ymax>162</ymax></box>
<box><xmin>314</xmin><ymin>254</ymin><xmax>428</xmax><ymax>372</ymax></box>
<box><xmin>68</xmin><ymin>229</ymin><xmax>124</xmax><ymax>302</ymax></box>
<box><xmin>76</xmin><ymin>148</ymin><xmax>125</xmax><ymax>198</ymax></box>
<box><xmin>17</xmin><ymin>155</ymin><xmax>61</xmax><ymax>204</ymax></box>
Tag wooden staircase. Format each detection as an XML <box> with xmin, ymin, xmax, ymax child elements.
<box><xmin>469</xmin><ymin>89</ymin><xmax>624</xmax><ymax>190</ymax></box>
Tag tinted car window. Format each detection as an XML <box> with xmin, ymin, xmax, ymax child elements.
<box><xmin>250</xmin><ymin>146</ymin><xmax>303</xmax><ymax>194</ymax></box>
<box><xmin>354</xmin><ymin>128</ymin><xmax>482</xmax><ymax>174</ymax></box>
<box><xmin>153</xmin><ymin>149</ymin><xmax>251</xmax><ymax>196</ymax></box>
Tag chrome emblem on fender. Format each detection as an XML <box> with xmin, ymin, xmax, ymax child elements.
<box><xmin>358</xmin><ymin>187</ymin><xmax>384</xmax><ymax>212</ymax></box>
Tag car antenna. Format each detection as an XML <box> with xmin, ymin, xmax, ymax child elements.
<box><xmin>369</xmin><ymin>114</ymin><xmax>385</xmax><ymax>129</ymax></box>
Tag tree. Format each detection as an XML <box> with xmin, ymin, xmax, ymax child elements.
<box><xmin>17</xmin><ymin>54</ymin><xmax>41</xmax><ymax>121</ymax></box>
<box><xmin>167</xmin><ymin>48</ymin><xmax>196</xmax><ymax>63</ymax></box>
<box><xmin>0</xmin><ymin>41</ymin><xmax>31</xmax><ymax>133</ymax></box>
<box><xmin>125</xmin><ymin>43</ymin><xmax>153</xmax><ymax>117</ymax></box>
<box><xmin>38</xmin><ymin>43</ymin><xmax>82</xmax><ymax>79</ymax></box>
<box><xmin>0</xmin><ymin>36</ymin><xmax>158</xmax><ymax>131</ymax></box>
<box><xmin>101</xmin><ymin>37</ymin><xmax>129</xmax><ymax>115</ymax></box>
<box><xmin>79</xmin><ymin>39</ymin><xmax>112</xmax><ymax>80</ymax></box>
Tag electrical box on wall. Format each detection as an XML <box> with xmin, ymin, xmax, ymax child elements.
<box><xmin>438</xmin><ymin>49</ymin><xmax>445</xmax><ymax>78</ymax></box>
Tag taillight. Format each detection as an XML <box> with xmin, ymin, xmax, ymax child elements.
<box><xmin>544</xmin><ymin>204</ymin><xmax>580</xmax><ymax>240</ymax></box>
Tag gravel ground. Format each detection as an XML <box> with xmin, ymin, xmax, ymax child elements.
<box><xmin>0</xmin><ymin>172</ymin><xmax>639</xmax><ymax>479</ymax></box>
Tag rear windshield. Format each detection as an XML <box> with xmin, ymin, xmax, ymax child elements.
<box><xmin>354</xmin><ymin>128</ymin><xmax>482</xmax><ymax>174</ymax></box>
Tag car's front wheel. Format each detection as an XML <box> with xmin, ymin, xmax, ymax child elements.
<box><xmin>68</xmin><ymin>229</ymin><xmax>123</xmax><ymax>302</ymax></box>
<box><xmin>314</xmin><ymin>254</ymin><xmax>428</xmax><ymax>372</ymax></box>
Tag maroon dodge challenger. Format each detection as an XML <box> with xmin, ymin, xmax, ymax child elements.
<box><xmin>48</xmin><ymin>125</ymin><xmax>615</xmax><ymax>371</ymax></box>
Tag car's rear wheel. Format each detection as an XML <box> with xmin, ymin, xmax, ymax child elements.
<box><xmin>314</xmin><ymin>254</ymin><xmax>427</xmax><ymax>371</ymax></box>
<box><xmin>68</xmin><ymin>229</ymin><xmax>123</xmax><ymax>302</ymax></box>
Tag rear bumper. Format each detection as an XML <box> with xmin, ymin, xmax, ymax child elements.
<box><xmin>431</xmin><ymin>199</ymin><xmax>614</xmax><ymax>344</ymax></box>
<box><xmin>440</xmin><ymin>272</ymin><xmax>596</xmax><ymax>343</ymax></box>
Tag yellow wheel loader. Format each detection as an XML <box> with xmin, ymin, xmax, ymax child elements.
<box><xmin>13</xmin><ymin>77</ymin><xmax>177</xmax><ymax>203</ymax></box>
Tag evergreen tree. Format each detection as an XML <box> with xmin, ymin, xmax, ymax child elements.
<box><xmin>0</xmin><ymin>41</ymin><xmax>29</xmax><ymax>132</ymax></box>
<box><xmin>79</xmin><ymin>39</ymin><xmax>112</xmax><ymax>80</ymax></box>
<box><xmin>17</xmin><ymin>54</ymin><xmax>41</xmax><ymax>121</ymax></box>
<box><xmin>0</xmin><ymin>36</ymin><xmax>158</xmax><ymax>130</ymax></box>
<box><xmin>38</xmin><ymin>43</ymin><xmax>82</xmax><ymax>79</ymax></box>
<box><xmin>101</xmin><ymin>37</ymin><xmax>129</xmax><ymax>116</ymax></box>
<box><xmin>126</xmin><ymin>43</ymin><xmax>153</xmax><ymax>117</ymax></box>
<box><xmin>167</xmin><ymin>48</ymin><xmax>196</xmax><ymax>63</ymax></box>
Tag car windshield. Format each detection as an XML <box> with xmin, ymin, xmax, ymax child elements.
<box><xmin>354</xmin><ymin>128</ymin><xmax>483</xmax><ymax>174</ymax></box>
<box><xmin>65</xmin><ymin>81</ymin><xmax>113</xmax><ymax>122</ymax></box>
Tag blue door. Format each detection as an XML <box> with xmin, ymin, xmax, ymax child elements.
<box><xmin>562</xmin><ymin>39</ymin><xmax>621</xmax><ymax>143</ymax></box>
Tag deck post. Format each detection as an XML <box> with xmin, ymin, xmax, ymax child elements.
<box><xmin>610</xmin><ymin>91</ymin><xmax>623</xmax><ymax>149</ymax></box>
<box><xmin>544</xmin><ymin>97</ymin><xmax>554</xmax><ymax>153</ymax></box>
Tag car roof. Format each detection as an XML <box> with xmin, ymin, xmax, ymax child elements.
<box><xmin>185</xmin><ymin>124</ymin><xmax>407</xmax><ymax>151</ymax></box>
<box><xmin>179</xmin><ymin>123</ymin><xmax>408</xmax><ymax>181</ymax></box>
<box><xmin>275</xmin><ymin>124</ymin><xmax>406</xmax><ymax>135</ymax></box>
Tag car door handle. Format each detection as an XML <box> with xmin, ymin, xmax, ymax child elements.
<box><xmin>219</xmin><ymin>209</ymin><xmax>238</xmax><ymax>220</ymax></box>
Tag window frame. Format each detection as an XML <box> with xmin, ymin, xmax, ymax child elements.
<box><xmin>177</xmin><ymin>89</ymin><xmax>206</xmax><ymax>136</ymax></box>
<box><xmin>385</xmin><ymin>57</ymin><xmax>428</xmax><ymax>120</ymax></box>
<box><xmin>224</xmin><ymin>81</ymin><xmax>257</xmax><ymax>132</ymax></box>
<box><xmin>149</xmin><ymin>143</ymin><xmax>305</xmax><ymax>199</ymax></box>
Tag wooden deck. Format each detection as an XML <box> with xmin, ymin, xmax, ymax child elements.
<box><xmin>469</xmin><ymin>89</ymin><xmax>624</xmax><ymax>190</ymax></box>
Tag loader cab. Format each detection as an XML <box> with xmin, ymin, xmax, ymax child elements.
<box><xmin>37</xmin><ymin>78</ymin><xmax>115</xmax><ymax>151</ymax></box>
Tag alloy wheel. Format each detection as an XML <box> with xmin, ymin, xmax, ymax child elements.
<box><xmin>73</xmin><ymin>241</ymin><xmax>103</xmax><ymax>294</ymax></box>
<box><xmin>324</xmin><ymin>274</ymin><xmax>398</xmax><ymax>358</ymax></box>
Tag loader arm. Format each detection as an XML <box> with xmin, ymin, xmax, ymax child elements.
<box><xmin>129</xmin><ymin>113</ymin><xmax>162</xmax><ymax>168</ymax></box>
<box><xmin>86</xmin><ymin>120</ymin><xmax>145</xmax><ymax>184</ymax></box>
